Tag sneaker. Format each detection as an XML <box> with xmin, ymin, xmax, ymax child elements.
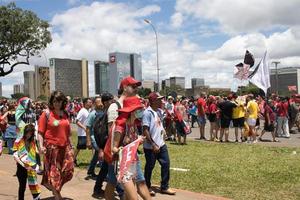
<box><xmin>235</xmin><ymin>139</ymin><xmax>238</xmax><ymax>143</ymax></box>
<box><xmin>149</xmin><ymin>189</ymin><xmax>156</xmax><ymax>196</ymax></box>
<box><xmin>252</xmin><ymin>140</ymin><xmax>258</xmax><ymax>144</ymax></box>
<box><xmin>161</xmin><ymin>188</ymin><xmax>176</xmax><ymax>195</ymax></box>
<box><xmin>92</xmin><ymin>189</ymin><xmax>104</xmax><ymax>198</ymax></box>
<box><xmin>200</xmin><ymin>137</ymin><xmax>206</xmax><ymax>140</ymax></box>
<box><xmin>86</xmin><ymin>173</ymin><xmax>97</xmax><ymax>180</ymax></box>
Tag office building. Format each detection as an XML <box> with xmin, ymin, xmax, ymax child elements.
<box><xmin>270</xmin><ymin>67</ymin><xmax>300</xmax><ymax>94</ymax></box>
<box><xmin>24</xmin><ymin>71</ymin><xmax>36</xmax><ymax>99</ymax></box>
<box><xmin>49</xmin><ymin>58</ymin><xmax>89</xmax><ymax>97</ymax></box>
<box><xmin>161</xmin><ymin>79</ymin><xmax>170</xmax><ymax>91</ymax></box>
<box><xmin>94</xmin><ymin>61</ymin><xmax>109</xmax><ymax>95</ymax></box>
<box><xmin>35</xmin><ymin>66</ymin><xmax>50</xmax><ymax>100</ymax></box>
<box><xmin>142</xmin><ymin>80</ymin><xmax>155</xmax><ymax>91</ymax></box>
<box><xmin>108</xmin><ymin>52</ymin><xmax>142</xmax><ymax>95</ymax></box>
<box><xmin>191</xmin><ymin>78</ymin><xmax>205</xmax><ymax>88</ymax></box>
<box><xmin>13</xmin><ymin>84</ymin><xmax>24</xmax><ymax>94</ymax></box>
<box><xmin>170</xmin><ymin>77</ymin><xmax>185</xmax><ymax>89</ymax></box>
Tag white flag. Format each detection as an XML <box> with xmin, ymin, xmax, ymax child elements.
<box><xmin>249</xmin><ymin>51</ymin><xmax>270</xmax><ymax>95</ymax></box>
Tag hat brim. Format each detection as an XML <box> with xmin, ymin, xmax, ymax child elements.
<box><xmin>117</xmin><ymin>105</ymin><xmax>143</xmax><ymax>113</ymax></box>
<box><xmin>150</xmin><ymin>96</ymin><xmax>164</xmax><ymax>102</ymax></box>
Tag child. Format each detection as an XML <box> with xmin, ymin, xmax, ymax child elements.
<box><xmin>13</xmin><ymin>124</ymin><xmax>41</xmax><ymax>200</ymax></box>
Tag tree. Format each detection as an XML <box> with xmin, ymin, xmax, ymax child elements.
<box><xmin>37</xmin><ymin>95</ymin><xmax>48</xmax><ymax>101</ymax></box>
<box><xmin>239</xmin><ymin>83</ymin><xmax>260</xmax><ymax>96</ymax></box>
<box><xmin>0</xmin><ymin>3</ymin><xmax>52</xmax><ymax>77</ymax></box>
<box><xmin>138</xmin><ymin>87</ymin><xmax>152</xmax><ymax>98</ymax></box>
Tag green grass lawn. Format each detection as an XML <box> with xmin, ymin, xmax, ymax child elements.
<box><xmin>61</xmin><ymin>134</ymin><xmax>300</xmax><ymax>199</ymax></box>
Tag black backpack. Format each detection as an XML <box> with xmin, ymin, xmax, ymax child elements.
<box><xmin>93</xmin><ymin>101</ymin><xmax>121</xmax><ymax>149</ymax></box>
<box><xmin>93</xmin><ymin>110</ymin><xmax>108</xmax><ymax>149</ymax></box>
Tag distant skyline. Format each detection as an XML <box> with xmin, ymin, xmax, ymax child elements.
<box><xmin>1</xmin><ymin>0</ymin><xmax>300</xmax><ymax>97</ymax></box>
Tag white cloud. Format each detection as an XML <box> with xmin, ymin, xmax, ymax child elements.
<box><xmin>3</xmin><ymin>1</ymin><xmax>300</xmax><ymax>97</ymax></box>
<box><xmin>173</xmin><ymin>0</ymin><xmax>300</xmax><ymax>33</ymax></box>
<box><xmin>171</xmin><ymin>12</ymin><xmax>183</xmax><ymax>28</ymax></box>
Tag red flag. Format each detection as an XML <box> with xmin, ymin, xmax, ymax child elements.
<box><xmin>118</xmin><ymin>138</ymin><xmax>142</xmax><ymax>182</ymax></box>
<box><xmin>288</xmin><ymin>86</ymin><xmax>297</xmax><ymax>91</ymax></box>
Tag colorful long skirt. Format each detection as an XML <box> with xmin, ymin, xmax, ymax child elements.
<box><xmin>42</xmin><ymin>143</ymin><xmax>74</xmax><ymax>192</ymax></box>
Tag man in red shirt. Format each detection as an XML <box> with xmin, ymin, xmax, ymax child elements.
<box><xmin>197</xmin><ymin>92</ymin><xmax>207</xmax><ymax>140</ymax></box>
<box><xmin>276</xmin><ymin>97</ymin><xmax>290</xmax><ymax>138</ymax></box>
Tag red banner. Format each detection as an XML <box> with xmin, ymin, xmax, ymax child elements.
<box><xmin>117</xmin><ymin>138</ymin><xmax>142</xmax><ymax>182</ymax></box>
<box><xmin>288</xmin><ymin>85</ymin><xmax>297</xmax><ymax>91</ymax></box>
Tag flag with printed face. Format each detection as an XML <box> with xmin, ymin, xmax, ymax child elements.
<box><xmin>117</xmin><ymin>138</ymin><xmax>142</xmax><ymax>182</ymax></box>
<box><xmin>234</xmin><ymin>63</ymin><xmax>250</xmax><ymax>80</ymax></box>
<box><xmin>234</xmin><ymin>50</ymin><xmax>254</xmax><ymax>80</ymax></box>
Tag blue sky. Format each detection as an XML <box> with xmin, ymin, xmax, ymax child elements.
<box><xmin>1</xmin><ymin>0</ymin><xmax>300</xmax><ymax>97</ymax></box>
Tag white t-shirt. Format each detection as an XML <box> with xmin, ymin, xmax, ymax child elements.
<box><xmin>107</xmin><ymin>101</ymin><xmax>123</xmax><ymax>123</ymax></box>
<box><xmin>143</xmin><ymin>106</ymin><xmax>165</xmax><ymax>149</ymax></box>
<box><xmin>76</xmin><ymin>107</ymin><xmax>89</xmax><ymax>137</ymax></box>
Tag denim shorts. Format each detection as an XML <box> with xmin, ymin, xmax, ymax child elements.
<box><xmin>107</xmin><ymin>157</ymin><xmax>145</xmax><ymax>185</ymax></box>
<box><xmin>198</xmin><ymin>116</ymin><xmax>206</xmax><ymax>125</ymax></box>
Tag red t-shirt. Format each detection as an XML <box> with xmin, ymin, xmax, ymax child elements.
<box><xmin>277</xmin><ymin>102</ymin><xmax>288</xmax><ymax>117</ymax></box>
<box><xmin>38</xmin><ymin>110</ymin><xmax>71</xmax><ymax>147</ymax></box>
<box><xmin>265</xmin><ymin>105</ymin><xmax>275</xmax><ymax>122</ymax></box>
<box><xmin>0</xmin><ymin>115</ymin><xmax>7</xmax><ymax>132</ymax></box>
<box><xmin>208</xmin><ymin>103</ymin><xmax>218</xmax><ymax>114</ymax></box>
<box><xmin>197</xmin><ymin>98</ymin><xmax>206</xmax><ymax>116</ymax></box>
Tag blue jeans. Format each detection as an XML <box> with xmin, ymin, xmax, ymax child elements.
<box><xmin>107</xmin><ymin>159</ymin><xmax>145</xmax><ymax>185</ymax></box>
<box><xmin>94</xmin><ymin>160</ymin><xmax>108</xmax><ymax>192</ymax></box>
<box><xmin>144</xmin><ymin>145</ymin><xmax>170</xmax><ymax>190</ymax></box>
<box><xmin>6</xmin><ymin>138</ymin><xmax>15</xmax><ymax>155</ymax></box>
<box><xmin>87</xmin><ymin>149</ymin><xmax>98</xmax><ymax>175</ymax></box>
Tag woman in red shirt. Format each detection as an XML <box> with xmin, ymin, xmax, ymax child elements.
<box><xmin>38</xmin><ymin>91</ymin><xmax>74</xmax><ymax>200</ymax></box>
<box><xmin>207</xmin><ymin>96</ymin><xmax>219</xmax><ymax>141</ymax></box>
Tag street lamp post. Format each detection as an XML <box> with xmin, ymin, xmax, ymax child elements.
<box><xmin>272</xmin><ymin>61</ymin><xmax>280</xmax><ymax>95</ymax></box>
<box><xmin>144</xmin><ymin>19</ymin><xmax>160</xmax><ymax>92</ymax></box>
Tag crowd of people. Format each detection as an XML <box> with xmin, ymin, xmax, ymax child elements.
<box><xmin>0</xmin><ymin>75</ymin><xmax>299</xmax><ymax>200</ymax></box>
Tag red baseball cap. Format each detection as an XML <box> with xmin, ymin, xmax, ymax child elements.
<box><xmin>119</xmin><ymin>76</ymin><xmax>141</xmax><ymax>90</ymax></box>
<box><xmin>148</xmin><ymin>92</ymin><xmax>164</xmax><ymax>103</ymax></box>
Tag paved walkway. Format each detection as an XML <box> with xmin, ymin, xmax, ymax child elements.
<box><xmin>0</xmin><ymin>154</ymin><xmax>230</xmax><ymax>200</ymax></box>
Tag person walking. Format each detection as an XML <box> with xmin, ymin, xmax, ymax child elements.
<box><xmin>38</xmin><ymin>91</ymin><xmax>74</xmax><ymax>200</ymax></box>
<box><xmin>104</xmin><ymin>76</ymin><xmax>141</xmax><ymax>200</ymax></box>
<box><xmin>143</xmin><ymin>92</ymin><xmax>176</xmax><ymax>196</ymax></box>
<box><xmin>197</xmin><ymin>93</ymin><xmax>207</xmax><ymax>140</ymax></box>
<box><xmin>74</xmin><ymin>98</ymin><xmax>92</xmax><ymax>167</ymax></box>
<box><xmin>259</xmin><ymin>99</ymin><xmax>278</xmax><ymax>142</ymax></box>
<box><xmin>87</xmin><ymin>93</ymin><xmax>114</xmax><ymax>197</ymax></box>
<box><xmin>276</xmin><ymin>97</ymin><xmax>290</xmax><ymax>138</ymax></box>
<box><xmin>13</xmin><ymin>124</ymin><xmax>41</xmax><ymax>200</ymax></box>
<box><xmin>109</xmin><ymin>96</ymin><xmax>151</xmax><ymax>200</ymax></box>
